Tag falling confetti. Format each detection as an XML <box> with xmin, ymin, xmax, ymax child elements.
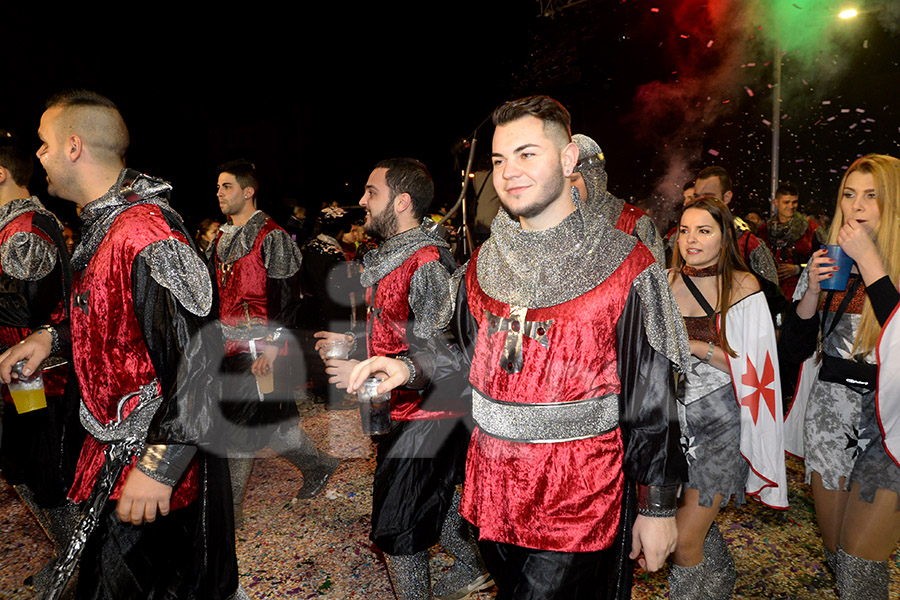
<box><xmin>708</xmin><ymin>149</ymin><xmax>720</xmax><ymax>156</ymax></box>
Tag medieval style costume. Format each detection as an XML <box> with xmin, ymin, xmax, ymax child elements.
<box><xmin>670</xmin><ymin>272</ymin><xmax>787</xmax><ymax>598</ymax></box>
<box><xmin>213</xmin><ymin>209</ymin><xmax>337</xmax><ymax>511</ymax></box>
<box><xmin>757</xmin><ymin>212</ymin><xmax>826</xmax><ymax>299</ymax></box>
<box><xmin>0</xmin><ymin>196</ymin><xmax>82</xmax><ymax>589</ymax></box>
<box><xmin>53</xmin><ymin>169</ymin><xmax>238</xmax><ymax>599</ymax></box>
<box><xmin>437</xmin><ymin>199</ymin><xmax>690</xmax><ymax>599</ymax></box>
<box><xmin>783</xmin><ymin>269</ymin><xmax>900</xmax><ymax>598</ymax></box>
<box><xmin>360</xmin><ymin>222</ymin><xmax>487</xmax><ymax>600</ymax></box>
<box><xmin>572</xmin><ymin>134</ymin><xmax>665</xmax><ymax>266</ymax></box>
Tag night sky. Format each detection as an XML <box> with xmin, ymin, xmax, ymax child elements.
<box><xmin>5</xmin><ymin>1</ymin><xmax>899</xmax><ymax>235</ymax></box>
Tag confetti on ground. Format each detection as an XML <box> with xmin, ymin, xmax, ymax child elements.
<box><xmin>2</xmin><ymin>406</ymin><xmax>900</xmax><ymax>599</ymax></box>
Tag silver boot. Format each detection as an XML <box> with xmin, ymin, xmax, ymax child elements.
<box><xmin>227</xmin><ymin>454</ymin><xmax>255</xmax><ymax>525</ymax></box>
<box><xmin>836</xmin><ymin>547</ymin><xmax>889</xmax><ymax>599</ymax></box>
<box><xmin>824</xmin><ymin>546</ymin><xmax>839</xmax><ymax>578</ymax></box>
<box><xmin>668</xmin><ymin>559</ymin><xmax>708</xmax><ymax>600</ymax></box>
<box><xmin>703</xmin><ymin>523</ymin><xmax>736</xmax><ymax>600</ymax></box>
<box><xmin>385</xmin><ymin>551</ymin><xmax>432</xmax><ymax>600</ymax></box>
<box><xmin>432</xmin><ymin>490</ymin><xmax>493</xmax><ymax>599</ymax></box>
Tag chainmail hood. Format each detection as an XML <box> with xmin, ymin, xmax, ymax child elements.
<box><xmin>573</xmin><ymin>133</ymin><xmax>631</xmax><ymax>225</ymax></box>
<box><xmin>477</xmin><ymin>197</ymin><xmax>634</xmax><ymax>308</ymax></box>
<box><xmin>72</xmin><ymin>169</ymin><xmax>180</xmax><ymax>270</ymax></box>
<box><xmin>360</xmin><ymin>222</ymin><xmax>450</xmax><ymax>288</ymax></box>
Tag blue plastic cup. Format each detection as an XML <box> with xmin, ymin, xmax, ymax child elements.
<box><xmin>820</xmin><ymin>244</ymin><xmax>853</xmax><ymax>291</ymax></box>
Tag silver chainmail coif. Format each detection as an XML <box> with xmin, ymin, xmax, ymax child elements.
<box><xmin>573</xmin><ymin>133</ymin><xmax>665</xmax><ymax>265</ymax></box>
<box><xmin>477</xmin><ymin>197</ymin><xmax>691</xmax><ymax>372</ymax></box>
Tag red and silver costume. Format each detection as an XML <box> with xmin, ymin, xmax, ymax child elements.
<box><xmin>212</xmin><ymin>209</ymin><xmax>303</xmax><ymax>442</ymax></box>
<box><xmin>359</xmin><ymin>224</ymin><xmax>469</xmax><ymax>552</ymax></box>
<box><xmin>0</xmin><ymin>196</ymin><xmax>78</xmax><ymax>505</ymax></box>
<box><xmin>60</xmin><ymin>169</ymin><xmax>237</xmax><ymax>599</ymax></box>
<box><xmin>443</xmin><ymin>200</ymin><xmax>690</xmax><ymax>597</ymax></box>
<box><xmin>757</xmin><ymin>213</ymin><xmax>826</xmax><ymax>299</ymax></box>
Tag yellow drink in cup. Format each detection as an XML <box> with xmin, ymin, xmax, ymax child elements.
<box><xmin>11</xmin><ymin>386</ymin><xmax>47</xmax><ymax>414</ymax></box>
<box><xmin>9</xmin><ymin>359</ymin><xmax>47</xmax><ymax>414</ymax></box>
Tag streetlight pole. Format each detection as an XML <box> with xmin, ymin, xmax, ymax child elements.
<box><xmin>770</xmin><ymin>42</ymin><xmax>781</xmax><ymax>217</ymax></box>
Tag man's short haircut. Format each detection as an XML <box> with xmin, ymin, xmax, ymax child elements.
<box><xmin>0</xmin><ymin>131</ymin><xmax>34</xmax><ymax>187</ymax></box>
<box><xmin>696</xmin><ymin>166</ymin><xmax>733</xmax><ymax>195</ymax></box>
<box><xmin>775</xmin><ymin>181</ymin><xmax>799</xmax><ymax>198</ymax></box>
<box><xmin>491</xmin><ymin>95</ymin><xmax>572</xmax><ymax>148</ymax></box>
<box><xmin>683</xmin><ymin>180</ymin><xmax>695</xmax><ymax>192</ymax></box>
<box><xmin>217</xmin><ymin>159</ymin><xmax>260</xmax><ymax>195</ymax></box>
<box><xmin>45</xmin><ymin>90</ymin><xmax>129</xmax><ymax>161</ymax></box>
<box><xmin>373</xmin><ymin>158</ymin><xmax>434</xmax><ymax>220</ymax></box>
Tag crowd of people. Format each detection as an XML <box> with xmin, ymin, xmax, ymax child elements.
<box><xmin>0</xmin><ymin>89</ymin><xmax>898</xmax><ymax>600</ymax></box>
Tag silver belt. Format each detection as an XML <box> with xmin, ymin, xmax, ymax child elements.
<box><xmin>79</xmin><ymin>380</ymin><xmax>162</xmax><ymax>443</ymax></box>
<box><xmin>220</xmin><ymin>323</ymin><xmax>268</xmax><ymax>341</ymax></box>
<box><xmin>472</xmin><ymin>387</ymin><xmax>619</xmax><ymax>443</ymax></box>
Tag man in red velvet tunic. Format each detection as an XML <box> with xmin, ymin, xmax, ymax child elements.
<box><xmin>0</xmin><ymin>91</ymin><xmax>240</xmax><ymax>600</ymax></box>
<box><xmin>756</xmin><ymin>182</ymin><xmax>826</xmax><ymax>300</ymax></box>
<box><xmin>317</xmin><ymin>158</ymin><xmax>490</xmax><ymax>599</ymax></box>
<box><xmin>0</xmin><ymin>131</ymin><xmax>82</xmax><ymax>591</ymax></box>
<box><xmin>350</xmin><ymin>97</ymin><xmax>691</xmax><ymax>599</ymax></box>
<box><xmin>570</xmin><ymin>133</ymin><xmax>665</xmax><ymax>266</ymax></box>
<box><xmin>212</xmin><ymin>160</ymin><xmax>338</xmax><ymax>520</ymax></box>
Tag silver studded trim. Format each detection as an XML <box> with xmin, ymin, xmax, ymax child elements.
<box><xmin>750</xmin><ymin>242</ymin><xmax>779</xmax><ymax>285</ymax></box>
<box><xmin>632</xmin><ymin>266</ymin><xmax>693</xmax><ymax>373</ymax></box>
<box><xmin>478</xmin><ymin>198</ymin><xmax>635</xmax><ymax>308</ymax></box>
<box><xmin>408</xmin><ymin>259</ymin><xmax>454</xmax><ymax>339</ymax></box>
<box><xmin>1</xmin><ymin>231</ymin><xmax>58</xmax><ymax>281</ymax></box>
<box><xmin>261</xmin><ymin>228</ymin><xmax>302</xmax><ymax>279</ymax></box>
<box><xmin>220</xmin><ymin>323</ymin><xmax>268</xmax><ymax>341</ymax></box>
<box><xmin>635</xmin><ymin>214</ymin><xmax>666</xmax><ymax>267</ymax></box>
<box><xmin>472</xmin><ymin>387</ymin><xmax>619</xmax><ymax>443</ymax></box>
<box><xmin>140</xmin><ymin>239</ymin><xmax>213</xmax><ymax>317</ymax></box>
<box><xmin>78</xmin><ymin>380</ymin><xmax>162</xmax><ymax>444</ymax></box>
<box><xmin>794</xmin><ymin>265</ymin><xmax>811</xmax><ymax>301</ymax></box>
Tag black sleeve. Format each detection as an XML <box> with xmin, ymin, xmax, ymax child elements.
<box><xmin>780</xmin><ymin>301</ymin><xmax>820</xmax><ymax>363</ymax></box>
<box><xmin>400</xmin><ymin>259</ymin><xmax>471</xmax><ymax>413</ymax></box>
<box><xmin>865</xmin><ymin>275</ymin><xmax>900</xmax><ymax>327</ymax></box>
<box><xmin>616</xmin><ymin>285</ymin><xmax>687</xmax><ymax>487</ymax></box>
<box><xmin>133</xmin><ymin>254</ymin><xmax>223</xmax><ymax>450</ymax></box>
<box><xmin>266</xmin><ymin>271</ymin><xmax>303</xmax><ymax>332</ymax></box>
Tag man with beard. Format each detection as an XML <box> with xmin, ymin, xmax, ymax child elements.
<box><xmin>569</xmin><ymin>133</ymin><xmax>665</xmax><ymax>265</ymax></box>
<box><xmin>315</xmin><ymin>158</ymin><xmax>490</xmax><ymax>600</ymax></box>
<box><xmin>348</xmin><ymin>96</ymin><xmax>690</xmax><ymax>599</ymax></box>
<box><xmin>0</xmin><ymin>90</ymin><xmax>241</xmax><ymax>599</ymax></box>
<box><xmin>212</xmin><ymin>159</ymin><xmax>338</xmax><ymax>521</ymax></box>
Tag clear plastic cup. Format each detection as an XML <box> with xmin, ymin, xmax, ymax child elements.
<box><xmin>820</xmin><ymin>244</ymin><xmax>853</xmax><ymax>291</ymax></box>
<box><xmin>357</xmin><ymin>377</ymin><xmax>392</xmax><ymax>435</ymax></box>
<box><xmin>322</xmin><ymin>338</ymin><xmax>351</xmax><ymax>361</ymax></box>
<box><xmin>9</xmin><ymin>359</ymin><xmax>47</xmax><ymax>414</ymax></box>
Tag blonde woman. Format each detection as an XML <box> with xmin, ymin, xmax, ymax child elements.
<box><xmin>783</xmin><ymin>154</ymin><xmax>900</xmax><ymax>598</ymax></box>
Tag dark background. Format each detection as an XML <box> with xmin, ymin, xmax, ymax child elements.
<box><xmin>4</xmin><ymin>1</ymin><xmax>899</xmax><ymax>236</ymax></box>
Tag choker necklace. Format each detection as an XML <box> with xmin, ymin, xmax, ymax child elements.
<box><xmin>682</xmin><ymin>264</ymin><xmax>719</xmax><ymax>277</ymax></box>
